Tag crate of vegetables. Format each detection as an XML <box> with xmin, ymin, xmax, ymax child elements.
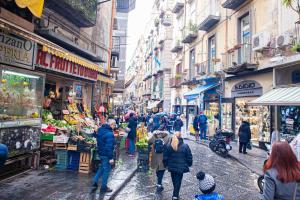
<box><xmin>41</xmin><ymin>132</ymin><xmax>55</xmax><ymax>141</ymax></box>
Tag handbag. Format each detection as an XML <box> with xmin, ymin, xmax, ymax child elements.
<box><xmin>246</xmin><ymin>142</ymin><xmax>252</xmax><ymax>150</ymax></box>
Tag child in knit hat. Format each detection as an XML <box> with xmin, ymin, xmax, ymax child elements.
<box><xmin>194</xmin><ymin>171</ymin><xmax>225</xmax><ymax>200</ymax></box>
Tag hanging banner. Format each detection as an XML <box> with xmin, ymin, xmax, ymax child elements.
<box><xmin>0</xmin><ymin>29</ymin><xmax>36</xmax><ymax>69</ymax></box>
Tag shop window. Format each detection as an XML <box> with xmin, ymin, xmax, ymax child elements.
<box><xmin>235</xmin><ymin>99</ymin><xmax>271</xmax><ymax>144</ymax></box>
<box><xmin>280</xmin><ymin>106</ymin><xmax>300</xmax><ymax>137</ymax></box>
<box><xmin>208</xmin><ymin>35</ymin><xmax>216</xmax><ymax>73</ymax></box>
<box><xmin>292</xmin><ymin>70</ymin><xmax>300</xmax><ymax>84</ymax></box>
<box><xmin>238</xmin><ymin>13</ymin><xmax>251</xmax><ymax>64</ymax></box>
<box><xmin>189</xmin><ymin>49</ymin><xmax>196</xmax><ymax>79</ymax></box>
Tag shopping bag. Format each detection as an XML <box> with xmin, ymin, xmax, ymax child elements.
<box><xmin>189</xmin><ymin>124</ymin><xmax>195</xmax><ymax>135</ymax></box>
<box><xmin>247</xmin><ymin>142</ymin><xmax>252</xmax><ymax>150</ymax></box>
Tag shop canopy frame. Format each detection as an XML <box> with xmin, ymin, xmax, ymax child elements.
<box><xmin>184</xmin><ymin>82</ymin><xmax>220</xmax><ymax>101</ymax></box>
<box><xmin>249</xmin><ymin>86</ymin><xmax>300</xmax><ymax>106</ymax></box>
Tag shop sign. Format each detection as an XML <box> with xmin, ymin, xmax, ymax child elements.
<box><xmin>35</xmin><ymin>50</ymin><xmax>98</xmax><ymax>81</ymax></box>
<box><xmin>0</xmin><ymin>29</ymin><xmax>36</xmax><ymax>69</ymax></box>
<box><xmin>231</xmin><ymin>80</ymin><xmax>262</xmax><ymax>97</ymax></box>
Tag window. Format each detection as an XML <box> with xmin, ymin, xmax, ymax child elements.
<box><xmin>208</xmin><ymin>35</ymin><xmax>216</xmax><ymax>73</ymax></box>
<box><xmin>111</xmin><ymin>56</ymin><xmax>118</xmax><ymax>68</ymax></box>
<box><xmin>189</xmin><ymin>1</ymin><xmax>196</xmax><ymax>24</ymax></box>
<box><xmin>239</xmin><ymin>13</ymin><xmax>251</xmax><ymax>63</ymax></box>
<box><xmin>189</xmin><ymin>49</ymin><xmax>196</xmax><ymax>79</ymax></box>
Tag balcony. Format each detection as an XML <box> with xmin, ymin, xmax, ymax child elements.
<box><xmin>198</xmin><ymin>1</ymin><xmax>220</xmax><ymax>31</ymax></box>
<box><xmin>195</xmin><ymin>61</ymin><xmax>208</xmax><ymax>75</ymax></box>
<box><xmin>170</xmin><ymin>77</ymin><xmax>182</xmax><ymax>88</ymax></box>
<box><xmin>222</xmin><ymin>0</ymin><xmax>247</xmax><ymax>10</ymax></box>
<box><xmin>172</xmin><ymin>0</ymin><xmax>184</xmax><ymax>13</ymax></box>
<box><xmin>171</xmin><ymin>40</ymin><xmax>183</xmax><ymax>53</ymax></box>
<box><xmin>223</xmin><ymin>43</ymin><xmax>258</xmax><ymax>75</ymax></box>
<box><xmin>45</xmin><ymin>0</ymin><xmax>97</xmax><ymax>27</ymax></box>
<box><xmin>182</xmin><ymin>24</ymin><xmax>198</xmax><ymax>44</ymax></box>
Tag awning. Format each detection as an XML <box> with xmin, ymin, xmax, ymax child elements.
<box><xmin>184</xmin><ymin>83</ymin><xmax>219</xmax><ymax>100</ymax></box>
<box><xmin>147</xmin><ymin>100</ymin><xmax>163</xmax><ymax>110</ymax></box>
<box><xmin>98</xmin><ymin>74</ymin><xmax>114</xmax><ymax>85</ymax></box>
<box><xmin>249</xmin><ymin>87</ymin><xmax>300</xmax><ymax>106</ymax></box>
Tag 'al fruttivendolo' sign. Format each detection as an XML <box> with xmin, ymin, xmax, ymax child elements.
<box><xmin>0</xmin><ymin>29</ymin><xmax>36</xmax><ymax>69</ymax></box>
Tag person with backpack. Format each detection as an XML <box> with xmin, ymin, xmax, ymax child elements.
<box><xmin>148</xmin><ymin>125</ymin><xmax>171</xmax><ymax>192</ymax></box>
<box><xmin>163</xmin><ymin>132</ymin><xmax>193</xmax><ymax>200</ymax></box>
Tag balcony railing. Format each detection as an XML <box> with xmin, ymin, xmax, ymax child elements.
<box><xmin>46</xmin><ymin>0</ymin><xmax>97</xmax><ymax>27</ymax></box>
<box><xmin>169</xmin><ymin>77</ymin><xmax>182</xmax><ymax>88</ymax></box>
<box><xmin>222</xmin><ymin>0</ymin><xmax>247</xmax><ymax>10</ymax></box>
<box><xmin>171</xmin><ymin>39</ymin><xmax>183</xmax><ymax>53</ymax></box>
<box><xmin>198</xmin><ymin>0</ymin><xmax>220</xmax><ymax>31</ymax></box>
<box><xmin>182</xmin><ymin>24</ymin><xmax>198</xmax><ymax>43</ymax></box>
<box><xmin>223</xmin><ymin>43</ymin><xmax>252</xmax><ymax>69</ymax></box>
<box><xmin>172</xmin><ymin>0</ymin><xmax>185</xmax><ymax>13</ymax></box>
<box><xmin>196</xmin><ymin>61</ymin><xmax>208</xmax><ymax>75</ymax></box>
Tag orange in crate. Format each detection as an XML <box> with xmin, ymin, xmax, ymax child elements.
<box><xmin>79</xmin><ymin>152</ymin><xmax>91</xmax><ymax>174</ymax></box>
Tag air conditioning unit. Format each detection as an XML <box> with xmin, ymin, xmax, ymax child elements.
<box><xmin>252</xmin><ymin>32</ymin><xmax>271</xmax><ymax>51</ymax></box>
<box><xmin>276</xmin><ymin>33</ymin><xmax>293</xmax><ymax>48</ymax></box>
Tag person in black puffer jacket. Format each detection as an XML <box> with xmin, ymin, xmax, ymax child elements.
<box><xmin>238</xmin><ymin>120</ymin><xmax>251</xmax><ymax>154</ymax></box>
<box><xmin>163</xmin><ymin>132</ymin><xmax>193</xmax><ymax>200</ymax></box>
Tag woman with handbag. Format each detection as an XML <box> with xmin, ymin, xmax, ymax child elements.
<box><xmin>238</xmin><ymin>119</ymin><xmax>251</xmax><ymax>154</ymax></box>
<box><xmin>262</xmin><ymin>141</ymin><xmax>300</xmax><ymax>200</ymax></box>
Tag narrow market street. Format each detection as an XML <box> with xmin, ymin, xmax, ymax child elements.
<box><xmin>115</xmin><ymin>140</ymin><xmax>261</xmax><ymax>200</ymax></box>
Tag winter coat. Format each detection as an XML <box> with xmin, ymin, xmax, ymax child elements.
<box><xmin>148</xmin><ymin>131</ymin><xmax>171</xmax><ymax>171</ymax></box>
<box><xmin>193</xmin><ymin>116</ymin><xmax>200</xmax><ymax>131</ymax></box>
<box><xmin>194</xmin><ymin>193</ymin><xmax>225</xmax><ymax>200</ymax></box>
<box><xmin>163</xmin><ymin>138</ymin><xmax>193</xmax><ymax>174</ymax></box>
<box><xmin>173</xmin><ymin>119</ymin><xmax>184</xmax><ymax>132</ymax></box>
<box><xmin>127</xmin><ymin>116</ymin><xmax>137</xmax><ymax>139</ymax></box>
<box><xmin>262</xmin><ymin>168</ymin><xmax>300</xmax><ymax>200</ymax></box>
<box><xmin>95</xmin><ymin>124</ymin><xmax>115</xmax><ymax>159</ymax></box>
<box><xmin>238</xmin><ymin>121</ymin><xmax>251</xmax><ymax>143</ymax></box>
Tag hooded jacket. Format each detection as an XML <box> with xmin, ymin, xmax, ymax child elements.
<box><xmin>238</xmin><ymin>121</ymin><xmax>251</xmax><ymax>143</ymax></box>
<box><xmin>95</xmin><ymin>124</ymin><xmax>115</xmax><ymax>159</ymax></box>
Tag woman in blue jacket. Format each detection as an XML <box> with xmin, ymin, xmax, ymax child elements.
<box><xmin>163</xmin><ymin>132</ymin><xmax>193</xmax><ymax>200</ymax></box>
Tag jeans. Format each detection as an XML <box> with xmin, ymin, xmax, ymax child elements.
<box><xmin>239</xmin><ymin>142</ymin><xmax>247</xmax><ymax>153</ymax></box>
<box><xmin>93</xmin><ymin>156</ymin><xmax>112</xmax><ymax>189</ymax></box>
<box><xmin>0</xmin><ymin>144</ymin><xmax>8</xmax><ymax>168</ymax></box>
<box><xmin>156</xmin><ymin>170</ymin><xmax>165</xmax><ymax>185</ymax></box>
<box><xmin>129</xmin><ymin>139</ymin><xmax>135</xmax><ymax>154</ymax></box>
<box><xmin>170</xmin><ymin>172</ymin><xmax>183</xmax><ymax>198</ymax></box>
<box><xmin>200</xmin><ymin>127</ymin><xmax>207</xmax><ymax>139</ymax></box>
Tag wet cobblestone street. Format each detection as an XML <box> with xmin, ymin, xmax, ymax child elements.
<box><xmin>115</xmin><ymin>140</ymin><xmax>262</xmax><ymax>200</ymax></box>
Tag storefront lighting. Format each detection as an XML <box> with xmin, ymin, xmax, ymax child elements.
<box><xmin>3</xmin><ymin>70</ymin><xmax>40</xmax><ymax>79</ymax></box>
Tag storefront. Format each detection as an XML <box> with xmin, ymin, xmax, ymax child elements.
<box><xmin>0</xmin><ymin>28</ymin><xmax>44</xmax><ymax>175</ymax></box>
<box><xmin>227</xmin><ymin>77</ymin><xmax>273</xmax><ymax>146</ymax></box>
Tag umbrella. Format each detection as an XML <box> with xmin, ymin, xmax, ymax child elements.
<box><xmin>124</xmin><ymin>110</ymin><xmax>136</xmax><ymax>120</ymax></box>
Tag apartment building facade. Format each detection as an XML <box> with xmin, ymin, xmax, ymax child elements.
<box><xmin>169</xmin><ymin>0</ymin><xmax>300</xmax><ymax>148</ymax></box>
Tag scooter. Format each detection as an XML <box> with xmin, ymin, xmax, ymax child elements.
<box><xmin>209</xmin><ymin>129</ymin><xmax>234</xmax><ymax>158</ymax></box>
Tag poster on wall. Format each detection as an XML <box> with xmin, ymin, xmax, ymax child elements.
<box><xmin>0</xmin><ymin>29</ymin><xmax>36</xmax><ymax>69</ymax></box>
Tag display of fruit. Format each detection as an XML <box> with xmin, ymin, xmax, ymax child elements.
<box><xmin>42</xmin><ymin>124</ymin><xmax>56</xmax><ymax>133</ymax></box>
<box><xmin>22</xmin><ymin>81</ymin><xmax>29</xmax><ymax>87</ymax></box>
<box><xmin>1</xmin><ymin>79</ymin><xmax>7</xmax><ymax>84</ymax></box>
<box><xmin>31</xmin><ymin>112</ymin><xmax>39</xmax><ymax>118</ymax></box>
<box><xmin>136</xmin><ymin>138</ymin><xmax>148</xmax><ymax>149</ymax></box>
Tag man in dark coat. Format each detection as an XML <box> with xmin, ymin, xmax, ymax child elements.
<box><xmin>92</xmin><ymin>119</ymin><xmax>116</xmax><ymax>193</ymax></box>
<box><xmin>127</xmin><ymin>113</ymin><xmax>137</xmax><ymax>156</ymax></box>
<box><xmin>238</xmin><ymin>120</ymin><xmax>251</xmax><ymax>154</ymax></box>
<box><xmin>173</xmin><ymin>116</ymin><xmax>184</xmax><ymax>132</ymax></box>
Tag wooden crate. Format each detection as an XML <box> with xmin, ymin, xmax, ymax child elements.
<box><xmin>79</xmin><ymin>152</ymin><xmax>91</xmax><ymax>174</ymax></box>
<box><xmin>55</xmin><ymin>143</ymin><xmax>68</xmax><ymax>150</ymax></box>
<box><xmin>67</xmin><ymin>144</ymin><xmax>77</xmax><ymax>151</ymax></box>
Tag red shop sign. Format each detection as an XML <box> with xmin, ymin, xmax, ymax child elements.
<box><xmin>35</xmin><ymin>49</ymin><xmax>98</xmax><ymax>81</ymax></box>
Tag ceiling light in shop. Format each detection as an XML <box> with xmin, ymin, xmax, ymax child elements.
<box><xmin>3</xmin><ymin>70</ymin><xmax>40</xmax><ymax>79</ymax></box>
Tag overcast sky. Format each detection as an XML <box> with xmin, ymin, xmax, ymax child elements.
<box><xmin>126</xmin><ymin>0</ymin><xmax>155</xmax><ymax>69</ymax></box>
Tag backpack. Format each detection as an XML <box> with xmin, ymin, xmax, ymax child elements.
<box><xmin>154</xmin><ymin>138</ymin><xmax>165</xmax><ymax>153</ymax></box>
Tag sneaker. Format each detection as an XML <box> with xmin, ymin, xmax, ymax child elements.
<box><xmin>156</xmin><ymin>185</ymin><xmax>164</xmax><ymax>193</ymax></box>
<box><xmin>100</xmin><ymin>187</ymin><xmax>113</xmax><ymax>194</ymax></box>
<box><xmin>92</xmin><ymin>183</ymin><xmax>98</xmax><ymax>188</ymax></box>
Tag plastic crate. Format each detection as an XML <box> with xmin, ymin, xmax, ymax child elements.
<box><xmin>41</xmin><ymin>133</ymin><xmax>54</xmax><ymax>141</ymax></box>
<box><xmin>55</xmin><ymin>149</ymin><xmax>68</xmax><ymax>170</ymax></box>
<box><xmin>67</xmin><ymin>151</ymin><xmax>80</xmax><ymax>171</ymax></box>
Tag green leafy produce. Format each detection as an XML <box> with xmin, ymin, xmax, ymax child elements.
<box><xmin>136</xmin><ymin>138</ymin><xmax>148</xmax><ymax>149</ymax></box>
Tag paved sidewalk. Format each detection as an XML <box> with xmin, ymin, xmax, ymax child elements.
<box><xmin>186</xmin><ymin>134</ymin><xmax>267</xmax><ymax>175</ymax></box>
<box><xmin>0</xmin><ymin>150</ymin><xmax>137</xmax><ymax>200</ymax></box>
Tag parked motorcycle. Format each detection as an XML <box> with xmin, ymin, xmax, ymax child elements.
<box><xmin>209</xmin><ymin>129</ymin><xmax>234</xmax><ymax>158</ymax></box>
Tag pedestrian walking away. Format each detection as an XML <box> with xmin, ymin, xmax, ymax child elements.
<box><xmin>194</xmin><ymin>171</ymin><xmax>225</xmax><ymax>200</ymax></box>
<box><xmin>193</xmin><ymin>115</ymin><xmax>200</xmax><ymax>142</ymax></box>
<box><xmin>173</xmin><ymin>116</ymin><xmax>184</xmax><ymax>132</ymax></box>
<box><xmin>198</xmin><ymin>111</ymin><xmax>208</xmax><ymax>140</ymax></box>
<box><xmin>127</xmin><ymin>113</ymin><xmax>138</xmax><ymax>156</ymax></box>
<box><xmin>238</xmin><ymin>119</ymin><xmax>251</xmax><ymax>154</ymax></box>
<box><xmin>262</xmin><ymin>141</ymin><xmax>300</xmax><ymax>200</ymax></box>
<box><xmin>163</xmin><ymin>132</ymin><xmax>193</xmax><ymax>200</ymax></box>
<box><xmin>92</xmin><ymin>119</ymin><xmax>116</xmax><ymax>193</ymax></box>
<box><xmin>148</xmin><ymin>127</ymin><xmax>171</xmax><ymax>192</ymax></box>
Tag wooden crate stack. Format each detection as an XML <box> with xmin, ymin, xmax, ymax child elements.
<box><xmin>79</xmin><ymin>152</ymin><xmax>91</xmax><ymax>174</ymax></box>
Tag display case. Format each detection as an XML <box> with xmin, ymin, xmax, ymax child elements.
<box><xmin>222</xmin><ymin>103</ymin><xmax>232</xmax><ymax>131</ymax></box>
<box><xmin>0</xmin><ymin>66</ymin><xmax>45</xmax><ymax>157</ymax></box>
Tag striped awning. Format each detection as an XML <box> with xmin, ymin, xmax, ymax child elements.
<box><xmin>249</xmin><ymin>87</ymin><xmax>300</xmax><ymax>106</ymax></box>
